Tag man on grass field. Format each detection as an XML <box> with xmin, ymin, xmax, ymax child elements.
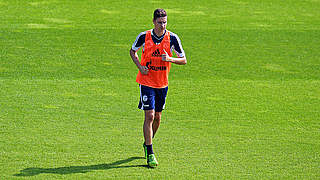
<box><xmin>130</xmin><ymin>8</ymin><xmax>187</xmax><ymax>168</ymax></box>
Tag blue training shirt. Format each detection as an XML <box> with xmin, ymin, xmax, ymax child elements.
<box><xmin>131</xmin><ymin>29</ymin><xmax>185</xmax><ymax>58</ymax></box>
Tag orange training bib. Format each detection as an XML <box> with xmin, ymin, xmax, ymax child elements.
<box><xmin>136</xmin><ymin>30</ymin><xmax>172</xmax><ymax>88</ymax></box>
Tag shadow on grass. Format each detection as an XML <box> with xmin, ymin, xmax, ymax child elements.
<box><xmin>14</xmin><ymin>157</ymin><xmax>147</xmax><ymax>177</ymax></box>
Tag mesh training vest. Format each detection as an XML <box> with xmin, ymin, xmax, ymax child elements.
<box><xmin>136</xmin><ymin>30</ymin><xmax>172</xmax><ymax>88</ymax></box>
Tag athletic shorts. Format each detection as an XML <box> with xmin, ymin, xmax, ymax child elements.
<box><xmin>138</xmin><ymin>84</ymin><xmax>168</xmax><ymax>112</ymax></box>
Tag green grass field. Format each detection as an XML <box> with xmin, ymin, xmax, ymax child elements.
<box><xmin>1</xmin><ymin>0</ymin><xmax>320</xmax><ymax>179</ymax></box>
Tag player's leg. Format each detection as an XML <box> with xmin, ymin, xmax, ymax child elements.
<box><xmin>139</xmin><ymin>85</ymin><xmax>155</xmax><ymax>146</ymax></box>
<box><xmin>144</xmin><ymin>109</ymin><xmax>155</xmax><ymax>146</ymax></box>
<box><xmin>153</xmin><ymin>86</ymin><xmax>168</xmax><ymax>138</ymax></box>
<box><xmin>144</xmin><ymin>109</ymin><xmax>158</xmax><ymax>167</ymax></box>
<box><xmin>138</xmin><ymin>85</ymin><xmax>158</xmax><ymax>167</ymax></box>
<box><xmin>152</xmin><ymin>111</ymin><xmax>162</xmax><ymax>138</ymax></box>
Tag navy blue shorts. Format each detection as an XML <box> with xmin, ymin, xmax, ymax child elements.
<box><xmin>138</xmin><ymin>84</ymin><xmax>168</xmax><ymax>112</ymax></box>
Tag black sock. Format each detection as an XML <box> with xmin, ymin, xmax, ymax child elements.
<box><xmin>146</xmin><ymin>144</ymin><xmax>154</xmax><ymax>155</ymax></box>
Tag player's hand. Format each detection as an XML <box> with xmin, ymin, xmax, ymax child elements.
<box><xmin>162</xmin><ymin>49</ymin><xmax>171</xmax><ymax>62</ymax></box>
<box><xmin>139</xmin><ymin>66</ymin><xmax>149</xmax><ymax>75</ymax></box>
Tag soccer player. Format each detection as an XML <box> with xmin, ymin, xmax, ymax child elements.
<box><xmin>129</xmin><ymin>8</ymin><xmax>187</xmax><ymax>168</ymax></box>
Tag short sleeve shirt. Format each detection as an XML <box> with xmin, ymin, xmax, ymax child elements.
<box><xmin>132</xmin><ymin>29</ymin><xmax>185</xmax><ymax>58</ymax></box>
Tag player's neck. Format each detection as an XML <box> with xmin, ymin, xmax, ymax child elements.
<box><xmin>153</xmin><ymin>28</ymin><xmax>165</xmax><ymax>37</ymax></box>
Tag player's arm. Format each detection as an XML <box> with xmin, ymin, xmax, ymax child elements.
<box><xmin>130</xmin><ymin>48</ymin><xmax>149</xmax><ymax>74</ymax></box>
<box><xmin>161</xmin><ymin>50</ymin><xmax>187</xmax><ymax>65</ymax></box>
<box><xmin>130</xmin><ymin>32</ymin><xmax>149</xmax><ymax>74</ymax></box>
<box><xmin>162</xmin><ymin>33</ymin><xmax>187</xmax><ymax>65</ymax></box>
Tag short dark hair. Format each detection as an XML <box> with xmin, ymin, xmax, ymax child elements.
<box><xmin>153</xmin><ymin>9</ymin><xmax>167</xmax><ymax>20</ymax></box>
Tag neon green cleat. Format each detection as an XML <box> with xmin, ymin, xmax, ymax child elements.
<box><xmin>143</xmin><ymin>143</ymin><xmax>147</xmax><ymax>159</ymax></box>
<box><xmin>147</xmin><ymin>154</ymin><xmax>158</xmax><ymax>168</ymax></box>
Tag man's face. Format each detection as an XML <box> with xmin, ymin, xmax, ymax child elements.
<box><xmin>153</xmin><ymin>16</ymin><xmax>167</xmax><ymax>32</ymax></box>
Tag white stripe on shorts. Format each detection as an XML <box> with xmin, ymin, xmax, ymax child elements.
<box><xmin>139</xmin><ymin>84</ymin><xmax>144</xmax><ymax>110</ymax></box>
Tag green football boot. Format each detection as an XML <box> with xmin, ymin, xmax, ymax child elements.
<box><xmin>147</xmin><ymin>154</ymin><xmax>158</xmax><ymax>168</ymax></box>
<box><xmin>143</xmin><ymin>143</ymin><xmax>147</xmax><ymax>159</ymax></box>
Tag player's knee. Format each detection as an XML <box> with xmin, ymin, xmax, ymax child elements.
<box><xmin>145</xmin><ymin>111</ymin><xmax>155</xmax><ymax>122</ymax></box>
<box><xmin>154</xmin><ymin>114</ymin><xmax>161</xmax><ymax>123</ymax></box>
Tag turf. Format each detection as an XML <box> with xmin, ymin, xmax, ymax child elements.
<box><xmin>1</xmin><ymin>0</ymin><xmax>319</xmax><ymax>179</ymax></box>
